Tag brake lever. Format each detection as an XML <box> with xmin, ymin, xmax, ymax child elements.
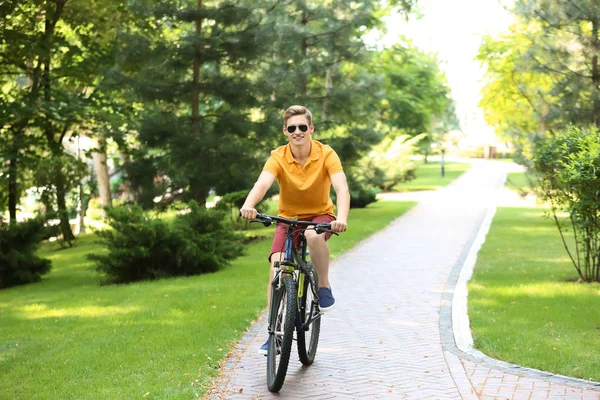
<box><xmin>314</xmin><ymin>227</ymin><xmax>339</xmax><ymax>236</ymax></box>
<box><xmin>240</xmin><ymin>211</ymin><xmax>273</xmax><ymax>227</ymax></box>
<box><xmin>249</xmin><ymin>218</ymin><xmax>272</xmax><ymax>227</ymax></box>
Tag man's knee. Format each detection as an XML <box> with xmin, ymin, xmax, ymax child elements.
<box><xmin>270</xmin><ymin>252</ymin><xmax>284</xmax><ymax>265</ymax></box>
<box><xmin>305</xmin><ymin>231</ymin><xmax>326</xmax><ymax>247</ymax></box>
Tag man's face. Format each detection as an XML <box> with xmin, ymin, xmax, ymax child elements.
<box><xmin>283</xmin><ymin>115</ymin><xmax>314</xmax><ymax>146</ymax></box>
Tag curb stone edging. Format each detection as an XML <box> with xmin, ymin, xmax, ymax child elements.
<box><xmin>441</xmin><ymin>172</ymin><xmax>600</xmax><ymax>391</ymax></box>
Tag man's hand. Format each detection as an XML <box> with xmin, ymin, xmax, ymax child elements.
<box><xmin>240</xmin><ymin>206</ymin><xmax>258</xmax><ymax>220</ymax></box>
<box><xmin>330</xmin><ymin>220</ymin><xmax>347</xmax><ymax>233</ymax></box>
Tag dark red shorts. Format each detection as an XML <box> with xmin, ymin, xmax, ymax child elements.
<box><xmin>269</xmin><ymin>214</ymin><xmax>336</xmax><ymax>262</ymax></box>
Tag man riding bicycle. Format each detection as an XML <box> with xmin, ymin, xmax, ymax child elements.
<box><xmin>240</xmin><ymin>105</ymin><xmax>350</xmax><ymax>354</ymax></box>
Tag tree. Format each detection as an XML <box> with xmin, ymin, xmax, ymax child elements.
<box><xmin>0</xmin><ymin>0</ymin><xmax>138</xmax><ymax>242</ymax></box>
<box><xmin>0</xmin><ymin>1</ymin><xmax>51</xmax><ymax>223</ymax></box>
<box><xmin>478</xmin><ymin>2</ymin><xmax>600</xmax><ymax>159</ymax></box>
<box><xmin>515</xmin><ymin>0</ymin><xmax>600</xmax><ymax>127</ymax></box>
<box><xmin>368</xmin><ymin>43</ymin><xmax>456</xmax><ymax>160</ymax></box>
<box><xmin>114</xmin><ymin>0</ymin><xmax>271</xmax><ymax>206</ymax></box>
<box><xmin>477</xmin><ymin>23</ymin><xmax>559</xmax><ymax>160</ymax></box>
<box><xmin>256</xmin><ymin>1</ymin><xmax>388</xmax><ymax>159</ymax></box>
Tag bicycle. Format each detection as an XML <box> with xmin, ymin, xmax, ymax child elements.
<box><xmin>250</xmin><ymin>213</ymin><xmax>339</xmax><ymax>393</ymax></box>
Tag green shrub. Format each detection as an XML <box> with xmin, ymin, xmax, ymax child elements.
<box><xmin>89</xmin><ymin>201</ymin><xmax>244</xmax><ymax>284</ymax></box>
<box><xmin>348</xmin><ymin>179</ymin><xmax>380</xmax><ymax>209</ymax></box>
<box><xmin>215</xmin><ymin>190</ymin><xmax>249</xmax><ymax>211</ymax></box>
<box><xmin>215</xmin><ymin>189</ymin><xmax>275</xmax><ymax>229</ymax></box>
<box><xmin>331</xmin><ymin>175</ymin><xmax>379</xmax><ymax>209</ymax></box>
<box><xmin>0</xmin><ymin>218</ymin><xmax>52</xmax><ymax>289</ymax></box>
<box><xmin>356</xmin><ymin>134</ymin><xmax>422</xmax><ymax>191</ymax></box>
<box><xmin>215</xmin><ymin>190</ymin><xmax>251</xmax><ymax>229</ymax></box>
<box><xmin>532</xmin><ymin>126</ymin><xmax>600</xmax><ymax>282</ymax></box>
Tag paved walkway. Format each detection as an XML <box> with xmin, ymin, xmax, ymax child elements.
<box><xmin>208</xmin><ymin>160</ymin><xmax>600</xmax><ymax>400</ymax></box>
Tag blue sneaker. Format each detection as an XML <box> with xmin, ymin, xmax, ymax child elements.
<box><xmin>258</xmin><ymin>337</ymin><xmax>281</xmax><ymax>356</ymax></box>
<box><xmin>318</xmin><ymin>287</ymin><xmax>335</xmax><ymax>312</ymax></box>
<box><xmin>258</xmin><ymin>339</ymin><xmax>269</xmax><ymax>355</ymax></box>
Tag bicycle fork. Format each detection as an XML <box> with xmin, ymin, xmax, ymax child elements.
<box><xmin>296</xmin><ymin>269</ymin><xmax>321</xmax><ymax>331</ymax></box>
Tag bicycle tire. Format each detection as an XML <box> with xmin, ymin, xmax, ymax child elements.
<box><xmin>266</xmin><ymin>274</ymin><xmax>296</xmax><ymax>392</ymax></box>
<box><xmin>296</xmin><ymin>262</ymin><xmax>321</xmax><ymax>366</ymax></box>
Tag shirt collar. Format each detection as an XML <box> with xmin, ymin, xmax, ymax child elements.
<box><xmin>284</xmin><ymin>141</ymin><xmax>320</xmax><ymax>164</ymax></box>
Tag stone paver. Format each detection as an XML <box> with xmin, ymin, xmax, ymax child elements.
<box><xmin>208</xmin><ymin>160</ymin><xmax>600</xmax><ymax>399</ymax></box>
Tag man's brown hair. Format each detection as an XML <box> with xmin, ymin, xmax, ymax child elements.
<box><xmin>283</xmin><ymin>105</ymin><xmax>313</xmax><ymax>125</ymax></box>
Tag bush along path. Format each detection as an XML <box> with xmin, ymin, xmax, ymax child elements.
<box><xmin>208</xmin><ymin>159</ymin><xmax>600</xmax><ymax>400</ymax></box>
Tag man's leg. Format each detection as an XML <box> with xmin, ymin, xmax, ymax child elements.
<box><xmin>267</xmin><ymin>252</ymin><xmax>284</xmax><ymax>306</ymax></box>
<box><xmin>305</xmin><ymin>230</ymin><xmax>330</xmax><ymax>288</ymax></box>
<box><xmin>305</xmin><ymin>230</ymin><xmax>335</xmax><ymax>311</ymax></box>
<box><xmin>258</xmin><ymin>252</ymin><xmax>283</xmax><ymax>355</ymax></box>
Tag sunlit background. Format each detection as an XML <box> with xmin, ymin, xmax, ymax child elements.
<box><xmin>368</xmin><ymin>0</ymin><xmax>515</xmax><ymax>149</ymax></box>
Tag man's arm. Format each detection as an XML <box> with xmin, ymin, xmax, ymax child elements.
<box><xmin>330</xmin><ymin>172</ymin><xmax>350</xmax><ymax>232</ymax></box>
<box><xmin>240</xmin><ymin>171</ymin><xmax>276</xmax><ymax>220</ymax></box>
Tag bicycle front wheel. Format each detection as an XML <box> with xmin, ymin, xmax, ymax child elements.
<box><xmin>297</xmin><ymin>262</ymin><xmax>321</xmax><ymax>366</ymax></box>
<box><xmin>266</xmin><ymin>274</ymin><xmax>296</xmax><ymax>392</ymax></box>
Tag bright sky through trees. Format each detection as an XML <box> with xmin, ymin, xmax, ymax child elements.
<box><xmin>369</xmin><ymin>0</ymin><xmax>514</xmax><ymax>143</ymax></box>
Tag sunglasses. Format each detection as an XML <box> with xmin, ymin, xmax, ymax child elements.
<box><xmin>286</xmin><ymin>124</ymin><xmax>309</xmax><ymax>133</ymax></box>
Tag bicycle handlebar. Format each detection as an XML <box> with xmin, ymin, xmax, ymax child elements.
<box><xmin>250</xmin><ymin>213</ymin><xmax>339</xmax><ymax>236</ymax></box>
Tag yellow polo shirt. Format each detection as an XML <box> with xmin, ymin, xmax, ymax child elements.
<box><xmin>263</xmin><ymin>140</ymin><xmax>343</xmax><ymax>219</ymax></box>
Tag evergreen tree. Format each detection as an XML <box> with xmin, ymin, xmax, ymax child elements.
<box><xmin>116</xmin><ymin>0</ymin><xmax>271</xmax><ymax>205</ymax></box>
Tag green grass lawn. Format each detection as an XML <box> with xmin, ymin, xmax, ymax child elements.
<box><xmin>469</xmin><ymin>206</ymin><xmax>600</xmax><ymax>382</ymax></box>
<box><xmin>392</xmin><ymin>161</ymin><xmax>471</xmax><ymax>192</ymax></box>
<box><xmin>0</xmin><ymin>200</ymin><xmax>415</xmax><ymax>400</ymax></box>
<box><xmin>505</xmin><ymin>171</ymin><xmax>536</xmax><ymax>196</ymax></box>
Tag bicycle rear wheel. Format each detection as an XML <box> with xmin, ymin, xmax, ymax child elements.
<box><xmin>266</xmin><ymin>274</ymin><xmax>296</xmax><ymax>392</ymax></box>
<box><xmin>296</xmin><ymin>262</ymin><xmax>321</xmax><ymax>366</ymax></box>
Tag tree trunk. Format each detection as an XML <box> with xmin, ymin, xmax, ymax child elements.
<box><xmin>192</xmin><ymin>0</ymin><xmax>203</xmax><ymax>136</ymax></box>
<box><xmin>190</xmin><ymin>0</ymin><xmax>207</xmax><ymax>207</ymax></box>
<box><xmin>194</xmin><ymin>188</ymin><xmax>207</xmax><ymax>207</ymax></box>
<box><xmin>322</xmin><ymin>68</ymin><xmax>333</xmax><ymax>122</ymax></box>
<box><xmin>591</xmin><ymin>17</ymin><xmax>600</xmax><ymax>127</ymax></box>
<box><xmin>47</xmin><ymin>141</ymin><xmax>75</xmax><ymax>244</ymax></box>
<box><xmin>54</xmin><ymin>165</ymin><xmax>74</xmax><ymax>244</ymax></box>
<box><xmin>8</xmin><ymin>157</ymin><xmax>17</xmax><ymax>224</ymax></box>
<box><xmin>76</xmin><ymin>135</ymin><xmax>85</xmax><ymax>234</ymax></box>
<box><xmin>93</xmin><ymin>136</ymin><xmax>112</xmax><ymax>209</ymax></box>
<box><xmin>40</xmin><ymin>2</ymin><xmax>72</xmax><ymax>243</ymax></box>
<box><xmin>77</xmin><ymin>183</ymin><xmax>86</xmax><ymax>234</ymax></box>
<box><xmin>300</xmin><ymin>11</ymin><xmax>308</xmax><ymax>96</ymax></box>
<box><xmin>118</xmin><ymin>151</ymin><xmax>134</xmax><ymax>202</ymax></box>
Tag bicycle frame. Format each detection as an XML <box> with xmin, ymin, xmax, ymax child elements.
<box><xmin>250</xmin><ymin>213</ymin><xmax>337</xmax><ymax>392</ymax></box>
<box><xmin>272</xmin><ymin>223</ymin><xmax>321</xmax><ymax>331</ymax></box>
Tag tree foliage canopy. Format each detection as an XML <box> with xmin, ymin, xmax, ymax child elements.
<box><xmin>478</xmin><ymin>1</ymin><xmax>600</xmax><ymax>158</ymax></box>
<box><xmin>1</xmin><ymin>0</ymin><xmax>457</xmax><ymax>220</ymax></box>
